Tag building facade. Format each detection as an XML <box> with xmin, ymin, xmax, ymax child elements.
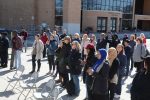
<box><xmin>0</xmin><ymin>0</ymin><xmax>150</xmax><ymax>33</ymax></box>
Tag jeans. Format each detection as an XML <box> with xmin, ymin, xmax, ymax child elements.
<box><xmin>71</xmin><ymin>75</ymin><xmax>80</xmax><ymax>95</ymax></box>
<box><xmin>116</xmin><ymin>75</ymin><xmax>123</xmax><ymax>95</ymax></box>
<box><xmin>23</xmin><ymin>40</ymin><xmax>27</xmax><ymax>52</ymax></box>
<box><xmin>0</xmin><ymin>50</ymin><xmax>8</xmax><ymax>66</ymax></box>
<box><xmin>126</xmin><ymin>58</ymin><xmax>130</xmax><ymax>75</ymax></box>
<box><xmin>14</xmin><ymin>50</ymin><xmax>22</xmax><ymax>68</ymax></box>
<box><xmin>130</xmin><ymin>56</ymin><xmax>134</xmax><ymax>70</ymax></box>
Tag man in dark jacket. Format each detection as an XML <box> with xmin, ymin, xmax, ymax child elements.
<box><xmin>96</xmin><ymin>33</ymin><xmax>108</xmax><ymax>50</ymax></box>
<box><xmin>0</xmin><ymin>32</ymin><xmax>9</xmax><ymax>68</ymax></box>
<box><xmin>124</xmin><ymin>39</ymin><xmax>132</xmax><ymax>76</ymax></box>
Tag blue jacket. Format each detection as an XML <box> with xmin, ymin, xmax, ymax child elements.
<box><xmin>46</xmin><ymin>40</ymin><xmax>58</xmax><ymax>55</ymax></box>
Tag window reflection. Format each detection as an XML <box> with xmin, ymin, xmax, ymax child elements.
<box><xmin>82</xmin><ymin>0</ymin><xmax>133</xmax><ymax>13</ymax></box>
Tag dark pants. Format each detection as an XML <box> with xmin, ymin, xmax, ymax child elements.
<box><xmin>126</xmin><ymin>58</ymin><xmax>130</xmax><ymax>75</ymax></box>
<box><xmin>32</xmin><ymin>55</ymin><xmax>41</xmax><ymax>72</ymax></box>
<box><xmin>10</xmin><ymin>49</ymin><xmax>15</xmax><ymax>69</ymax></box>
<box><xmin>130</xmin><ymin>56</ymin><xmax>134</xmax><ymax>70</ymax></box>
<box><xmin>43</xmin><ymin>45</ymin><xmax>46</xmax><ymax>58</ymax></box>
<box><xmin>0</xmin><ymin>50</ymin><xmax>8</xmax><ymax>67</ymax></box>
<box><xmin>134</xmin><ymin>61</ymin><xmax>144</xmax><ymax>72</ymax></box>
<box><xmin>116</xmin><ymin>75</ymin><xmax>123</xmax><ymax>95</ymax></box>
<box><xmin>48</xmin><ymin>55</ymin><xmax>55</xmax><ymax>71</ymax></box>
<box><xmin>61</xmin><ymin>73</ymin><xmax>69</xmax><ymax>86</ymax></box>
<box><xmin>87</xmin><ymin>85</ymin><xmax>93</xmax><ymax>100</ymax></box>
<box><xmin>55</xmin><ymin>60</ymin><xmax>59</xmax><ymax>76</ymax></box>
<box><xmin>93</xmin><ymin>93</ymin><xmax>108</xmax><ymax>100</ymax></box>
<box><xmin>109</xmin><ymin>83</ymin><xmax>116</xmax><ymax>100</ymax></box>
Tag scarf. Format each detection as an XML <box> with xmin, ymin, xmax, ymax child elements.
<box><xmin>92</xmin><ymin>49</ymin><xmax>107</xmax><ymax>72</ymax></box>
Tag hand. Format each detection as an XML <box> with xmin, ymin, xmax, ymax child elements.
<box><xmin>87</xmin><ymin>67</ymin><xmax>93</xmax><ymax>75</ymax></box>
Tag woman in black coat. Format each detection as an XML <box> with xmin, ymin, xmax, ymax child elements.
<box><xmin>131</xmin><ymin>56</ymin><xmax>150</xmax><ymax>100</ymax></box>
<box><xmin>68</xmin><ymin>41</ymin><xmax>82</xmax><ymax>96</ymax></box>
<box><xmin>83</xmin><ymin>43</ymin><xmax>97</xmax><ymax>100</ymax></box>
<box><xmin>87</xmin><ymin>49</ymin><xmax>109</xmax><ymax>100</ymax></box>
<box><xmin>59</xmin><ymin>36</ymin><xmax>71</xmax><ymax>87</ymax></box>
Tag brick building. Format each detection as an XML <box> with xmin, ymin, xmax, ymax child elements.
<box><xmin>0</xmin><ymin>0</ymin><xmax>150</xmax><ymax>34</ymax></box>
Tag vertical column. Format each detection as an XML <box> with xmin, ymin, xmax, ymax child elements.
<box><xmin>63</xmin><ymin>0</ymin><xmax>81</xmax><ymax>34</ymax></box>
<box><xmin>107</xmin><ymin>17</ymin><xmax>111</xmax><ymax>32</ymax></box>
<box><xmin>116</xmin><ymin>18</ymin><xmax>120</xmax><ymax>32</ymax></box>
<box><xmin>132</xmin><ymin>0</ymin><xmax>136</xmax><ymax>28</ymax></box>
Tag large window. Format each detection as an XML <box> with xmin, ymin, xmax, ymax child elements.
<box><xmin>97</xmin><ymin>17</ymin><xmax>107</xmax><ymax>32</ymax></box>
<box><xmin>55</xmin><ymin>0</ymin><xmax>63</xmax><ymax>26</ymax></box>
<box><xmin>110</xmin><ymin>18</ymin><xmax>117</xmax><ymax>32</ymax></box>
<box><xmin>82</xmin><ymin>0</ymin><xmax>133</xmax><ymax>13</ymax></box>
<box><xmin>82</xmin><ymin>0</ymin><xmax>134</xmax><ymax>30</ymax></box>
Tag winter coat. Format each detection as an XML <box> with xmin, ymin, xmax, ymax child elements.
<box><xmin>129</xmin><ymin>40</ymin><xmax>136</xmax><ymax>54</ymax></box>
<box><xmin>131</xmin><ymin>70</ymin><xmax>150</xmax><ymax>100</ymax></box>
<box><xmin>12</xmin><ymin>36</ymin><xmax>23</xmax><ymax>51</ymax></box>
<box><xmin>40</xmin><ymin>35</ymin><xmax>48</xmax><ymax>44</ymax></box>
<box><xmin>133</xmin><ymin>44</ymin><xmax>146</xmax><ymax>62</ymax></box>
<box><xmin>59</xmin><ymin>43</ymin><xmax>71</xmax><ymax>73</ymax></box>
<box><xmin>125</xmin><ymin>45</ymin><xmax>132</xmax><ymax>60</ymax></box>
<box><xmin>0</xmin><ymin>36</ymin><xmax>9</xmax><ymax>52</ymax></box>
<box><xmin>68</xmin><ymin>49</ymin><xmax>82</xmax><ymax>75</ymax></box>
<box><xmin>91</xmin><ymin>61</ymin><xmax>109</xmax><ymax>95</ymax></box>
<box><xmin>109</xmin><ymin>58</ymin><xmax>120</xmax><ymax>84</ymax></box>
<box><xmin>117</xmin><ymin>53</ymin><xmax>127</xmax><ymax>76</ymax></box>
<box><xmin>32</xmin><ymin>40</ymin><xmax>44</xmax><ymax>60</ymax></box>
<box><xmin>83</xmin><ymin>54</ymin><xmax>97</xmax><ymax>86</ymax></box>
<box><xmin>96</xmin><ymin>38</ymin><xmax>108</xmax><ymax>50</ymax></box>
<box><xmin>46</xmin><ymin>40</ymin><xmax>58</xmax><ymax>55</ymax></box>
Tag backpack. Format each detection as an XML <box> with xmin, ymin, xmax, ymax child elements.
<box><xmin>66</xmin><ymin>79</ymin><xmax>75</xmax><ymax>96</ymax></box>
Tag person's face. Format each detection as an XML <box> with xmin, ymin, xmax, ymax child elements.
<box><xmin>130</xmin><ymin>36</ymin><xmax>134</xmax><ymax>40</ymax></box>
<box><xmin>83</xmin><ymin>35</ymin><xmax>88</xmax><ymax>40</ymax></box>
<box><xmin>74</xmin><ymin>35</ymin><xmax>78</xmax><ymax>39</ymax></box>
<box><xmin>96</xmin><ymin>51</ymin><xmax>101</xmax><ymax>59</ymax></box>
<box><xmin>53</xmin><ymin>31</ymin><xmax>56</xmax><ymax>35</ymax></box>
<box><xmin>64</xmin><ymin>39</ymin><xmax>69</xmax><ymax>44</ymax></box>
<box><xmin>72</xmin><ymin>43</ymin><xmax>76</xmax><ymax>49</ymax></box>
<box><xmin>50</xmin><ymin>36</ymin><xmax>54</xmax><ymax>40</ymax></box>
<box><xmin>35</xmin><ymin>36</ymin><xmax>39</xmax><ymax>41</ymax></box>
<box><xmin>116</xmin><ymin>45</ymin><xmax>122</xmax><ymax>53</ymax></box>
<box><xmin>136</xmin><ymin>39</ymin><xmax>141</xmax><ymax>44</ymax></box>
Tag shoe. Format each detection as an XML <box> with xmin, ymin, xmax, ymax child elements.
<box><xmin>55</xmin><ymin>79</ymin><xmax>61</xmax><ymax>83</ymax></box>
<box><xmin>114</xmin><ymin>94</ymin><xmax>120</xmax><ymax>98</ymax></box>
<box><xmin>29</xmin><ymin>71</ymin><xmax>35</xmax><ymax>74</ymax></box>
<box><xmin>46</xmin><ymin>71</ymin><xmax>51</xmax><ymax>75</ymax></box>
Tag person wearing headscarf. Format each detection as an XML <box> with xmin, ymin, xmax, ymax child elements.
<box><xmin>87</xmin><ymin>49</ymin><xmax>109</xmax><ymax>100</ymax></box>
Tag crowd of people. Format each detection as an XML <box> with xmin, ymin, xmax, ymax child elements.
<box><xmin>0</xmin><ymin>28</ymin><xmax>150</xmax><ymax>100</ymax></box>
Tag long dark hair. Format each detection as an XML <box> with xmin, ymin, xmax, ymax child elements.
<box><xmin>87</xmin><ymin>48</ymin><xmax>95</xmax><ymax>59</ymax></box>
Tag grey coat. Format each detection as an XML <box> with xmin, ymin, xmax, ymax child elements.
<box><xmin>133</xmin><ymin>44</ymin><xmax>146</xmax><ymax>62</ymax></box>
<box><xmin>32</xmin><ymin>40</ymin><xmax>44</xmax><ymax>60</ymax></box>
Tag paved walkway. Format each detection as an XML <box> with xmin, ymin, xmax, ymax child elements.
<box><xmin>0</xmin><ymin>39</ymin><xmax>149</xmax><ymax>100</ymax></box>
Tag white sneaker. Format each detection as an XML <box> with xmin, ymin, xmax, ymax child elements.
<box><xmin>114</xmin><ymin>94</ymin><xmax>120</xmax><ymax>98</ymax></box>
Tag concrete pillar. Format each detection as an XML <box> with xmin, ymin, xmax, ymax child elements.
<box><xmin>63</xmin><ymin>0</ymin><xmax>81</xmax><ymax>34</ymax></box>
<box><xmin>116</xmin><ymin>18</ymin><xmax>120</xmax><ymax>32</ymax></box>
<box><xmin>107</xmin><ymin>17</ymin><xmax>111</xmax><ymax>32</ymax></box>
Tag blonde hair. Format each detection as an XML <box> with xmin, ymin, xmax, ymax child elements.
<box><xmin>108</xmin><ymin>47</ymin><xmax>118</xmax><ymax>66</ymax></box>
<box><xmin>72</xmin><ymin>41</ymin><xmax>81</xmax><ymax>53</ymax></box>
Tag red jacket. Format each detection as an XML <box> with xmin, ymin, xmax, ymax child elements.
<box><xmin>40</xmin><ymin>35</ymin><xmax>48</xmax><ymax>44</ymax></box>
